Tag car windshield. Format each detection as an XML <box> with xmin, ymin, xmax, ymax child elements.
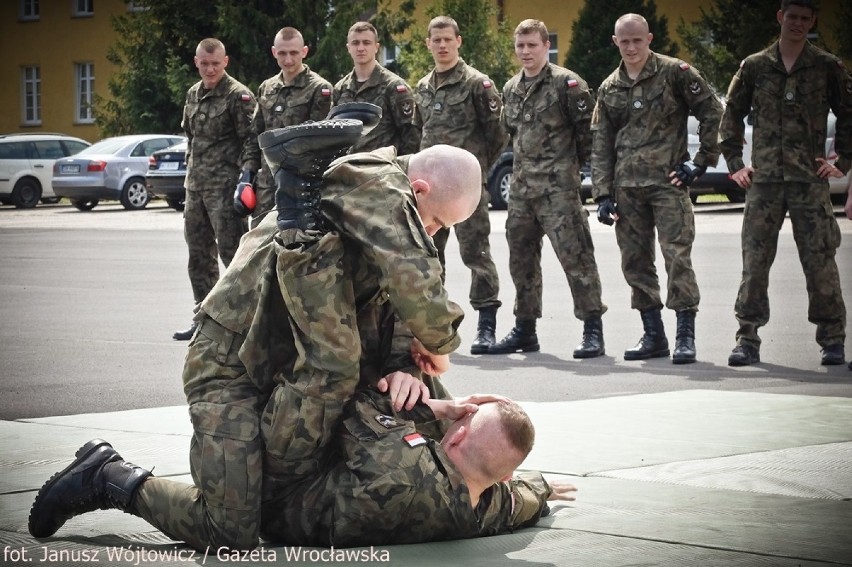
<box><xmin>77</xmin><ymin>138</ymin><xmax>130</xmax><ymax>156</ymax></box>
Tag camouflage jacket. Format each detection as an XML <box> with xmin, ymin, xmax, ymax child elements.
<box><xmin>721</xmin><ymin>41</ymin><xmax>852</xmax><ymax>183</ymax></box>
<box><xmin>333</xmin><ymin>64</ymin><xmax>421</xmax><ymax>155</ymax></box>
<box><xmin>414</xmin><ymin>59</ymin><xmax>507</xmax><ymax>179</ymax></box>
<box><xmin>242</xmin><ymin>66</ymin><xmax>333</xmax><ymax>198</ymax></box>
<box><xmin>182</xmin><ymin>72</ymin><xmax>256</xmax><ymax>192</ymax></box>
<box><xmin>502</xmin><ymin>63</ymin><xmax>594</xmax><ymax>199</ymax></box>
<box><xmin>260</xmin><ymin>389</ymin><xmax>552</xmax><ymax>547</ymax></box>
<box><xmin>591</xmin><ymin>52</ymin><xmax>722</xmax><ymax>199</ymax></box>
<box><xmin>200</xmin><ymin>147</ymin><xmax>463</xmax><ymax>383</ymax></box>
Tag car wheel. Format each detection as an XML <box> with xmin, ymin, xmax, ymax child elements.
<box><xmin>11</xmin><ymin>177</ymin><xmax>42</xmax><ymax>209</ymax></box>
<box><xmin>166</xmin><ymin>198</ymin><xmax>185</xmax><ymax>211</ymax></box>
<box><xmin>71</xmin><ymin>198</ymin><xmax>99</xmax><ymax>211</ymax></box>
<box><xmin>487</xmin><ymin>163</ymin><xmax>512</xmax><ymax>210</ymax></box>
<box><xmin>120</xmin><ymin>177</ymin><xmax>150</xmax><ymax>210</ymax></box>
<box><xmin>725</xmin><ymin>188</ymin><xmax>746</xmax><ymax>204</ymax></box>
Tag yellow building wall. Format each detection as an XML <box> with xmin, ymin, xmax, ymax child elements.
<box><xmin>0</xmin><ymin>0</ymin><xmax>125</xmax><ymax>141</ymax></box>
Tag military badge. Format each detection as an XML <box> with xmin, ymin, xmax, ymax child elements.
<box><xmin>240</xmin><ymin>93</ymin><xmax>252</xmax><ymax>102</ymax></box>
<box><xmin>483</xmin><ymin>80</ymin><xmax>493</xmax><ymax>89</ymax></box>
<box><xmin>375</xmin><ymin>414</ymin><xmax>400</xmax><ymax>428</ymax></box>
<box><xmin>396</xmin><ymin>84</ymin><xmax>409</xmax><ymax>93</ymax></box>
<box><xmin>321</xmin><ymin>88</ymin><xmax>331</xmax><ymax>97</ymax></box>
<box><xmin>403</xmin><ymin>432</ymin><xmax>427</xmax><ymax>447</ymax></box>
<box><xmin>488</xmin><ymin>97</ymin><xmax>499</xmax><ymax>112</ymax></box>
<box><xmin>274</xmin><ymin>105</ymin><xmax>283</xmax><ymax>112</ymax></box>
<box><xmin>567</xmin><ymin>79</ymin><xmax>579</xmax><ymax>88</ymax></box>
<box><xmin>577</xmin><ymin>99</ymin><xmax>588</xmax><ymax>112</ymax></box>
<box><xmin>402</xmin><ymin>101</ymin><xmax>413</xmax><ymax>116</ymax></box>
<box><xmin>689</xmin><ymin>81</ymin><xmax>702</xmax><ymax>95</ymax></box>
<box><xmin>679</xmin><ymin>62</ymin><xmax>690</xmax><ymax>71</ymax></box>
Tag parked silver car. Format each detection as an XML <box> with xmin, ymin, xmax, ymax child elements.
<box><xmin>52</xmin><ymin>134</ymin><xmax>185</xmax><ymax>211</ymax></box>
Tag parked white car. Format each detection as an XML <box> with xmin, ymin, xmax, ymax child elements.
<box><xmin>52</xmin><ymin>134</ymin><xmax>185</xmax><ymax>211</ymax></box>
<box><xmin>0</xmin><ymin>133</ymin><xmax>90</xmax><ymax>208</ymax></box>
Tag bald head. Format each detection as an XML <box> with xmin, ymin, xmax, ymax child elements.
<box><xmin>614</xmin><ymin>13</ymin><xmax>649</xmax><ymax>35</ymax></box>
<box><xmin>408</xmin><ymin>145</ymin><xmax>482</xmax><ymax>235</ymax></box>
<box><xmin>613</xmin><ymin>13</ymin><xmax>653</xmax><ymax>72</ymax></box>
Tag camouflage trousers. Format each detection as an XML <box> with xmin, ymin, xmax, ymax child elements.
<box><xmin>433</xmin><ymin>187</ymin><xmax>501</xmax><ymax>311</ymax></box>
<box><xmin>735</xmin><ymin>182</ymin><xmax>845</xmax><ymax>348</ymax></box>
<box><xmin>506</xmin><ymin>191</ymin><xmax>606</xmax><ymax>320</ymax></box>
<box><xmin>614</xmin><ymin>185</ymin><xmax>700</xmax><ymax>312</ymax></box>
<box><xmin>184</xmin><ymin>187</ymin><xmax>248</xmax><ymax>303</ymax></box>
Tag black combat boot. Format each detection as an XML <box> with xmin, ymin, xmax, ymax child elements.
<box><xmin>172</xmin><ymin>321</ymin><xmax>198</xmax><ymax>341</ymax></box>
<box><xmin>728</xmin><ymin>343</ymin><xmax>760</xmax><ymax>366</ymax></box>
<box><xmin>29</xmin><ymin>439</ymin><xmax>151</xmax><ymax>539</ymax></box>
<box><xmin>672</xmin><ymin>310</ymin><xmax>697</xmax><ymax>364</ymax></box>
<box><xmin>821</xmin><ymin>344</ymin><xmax>846</xmax><ymax>366</ymax></box>
<box><xmin>470</xmin><ymin>306</ymin><xmax>498</xmax><ymax>354</ymax></box>
<box><xmin>573</xmin><ymin>316</ymin><xmax>605</xmax><ymax>358</ymax></box>
<box><xmin>488</xmin><ymin>318</ymin><xmax>540</xmax><ymax>354</ymax></box>
<box><xmin>624</xmin><ymin>309</ymin><xmax>669</xmax><ymax>360</ymax></box>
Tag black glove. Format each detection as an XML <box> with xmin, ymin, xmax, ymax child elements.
<box><xmin>672</xmin><ymin>161</ymin><xmax>706</xmax><ymax>187</ymax></box>
<box><xmin>596</xmin><ymin>196</ymin><xmax>618</xmax><ymax>226</ymax></box>
<box><xmin>233</xmin><ymin>169</ymin><xmax>256</xmax><ymax>216</ymax></box>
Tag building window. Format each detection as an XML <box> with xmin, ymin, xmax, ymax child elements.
<box><xmin>76</xmin><ymin>63</ymin><xmax>95</xmax><ymax>123</ymax></box>
<box><xmin>21</xmin><ymin>66</ymin><xmax>41</xmax><ymax>125</ymax></box>
<box><xmin>20</xmin><ymin>0</ymin><xmax>40</xmax><ymax>20</ymax></box>
<box><xmin>381</xmin><ymin>44</ymin><xmax>401</xmax><ymax>73</ymax></box>
<box><xmin>73</xmin><ymin>0</ymin><xmax>94</xmax><ymax>17</ymax></box>
<box><xmin>548</xmin><ymin>33</ymin><xmax>558</xmax><ymax>64</ymax></box>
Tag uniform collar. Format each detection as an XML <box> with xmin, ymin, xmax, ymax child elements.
<box><xmin>197</xmin><ymin>72</ymin><xmax>232</xmax><ymax>99</ymax></box>
<box><xmin>767</xmin><ymin>40</ymin><xmax>818</xmax><ymax>73</ymax></box>
<box><xmin>615</xmin><ymin>51</ymin><xmax>659</xmax><ymax>86</ymax></box>
<box><xmin>514</xmin><ymin>62</ymin><xmax>552</xmax><ymax>95</ymax></box>
<box><xmin>430</xmin><ymin>58</ymin><xmax>467</xmax><ymax>88</ymax></box>
<box><xmin>277</xmin><ymin>65</ymin><xmax>312</xmax><ymax>88</ymax></box>
<box><xmin>348</xmin><ymin>64</ymin><xmax>384</xmax><ymax>91</ymax></box>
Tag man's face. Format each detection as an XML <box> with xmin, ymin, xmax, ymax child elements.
<box><xmin>272</xmin><ymin>36</ymin><xmax>308</xmax><ymax>79</ymax></box>
<box><xmin>194</xmin><ymin>48</ymin><xmax>228</xmax><ymax>89</ymax></box>
<box><xmin>347</xmin><ymin>30</ymin><xmax>379</xmax><ymax>66</ymax></box>
<box><xmin>514</xmin><ymin>32</ymin><xmax>550</xmax><ymax>75</ymax></box>
<box><xmin>415</xmin><ymin>189</ymin><xmax>471</xmax><ymax>237</ymax></box>
<box><xmin>426</xmin><ymin>26</ymin><xmax>461</xmax><ymax>68</ymax></box>
<box><xmin>612</xmin><ymin>20</ymin><xmax>652</xmax><ymax>68</ymax></box>
<box><xmin>777</xmin><ymin>5</ymin><xmax>816</xmax><ymax>42</ymax></box>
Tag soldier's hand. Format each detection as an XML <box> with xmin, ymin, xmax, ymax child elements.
<box><xmin>730</xmin><ymin>166</ymin><xmax>754</xmax><ymax>189</ymax></box>
<box><xmin>233</xmin><ymin>169</ymin><xmax>256</xmax><ymax>216</ymax></box>
<box><xmin>815</xmin><ymin>157</ymin><xmax>845</xmax><ymax>179</ymax></box>
<box><xmin>595</xmin><ymin>196</ymin><xmax>619</xmax><ymax>226</ymax></box>
<box><xmin>670</xmin><ymin>161</ymin><xmax>706</xmax><ymax>187</ymax></box>
<box><xmin>410</xmin><ymin>338</ymin><xmax>450</xmax><ymax>376</ymax></box>
<box><xmin>424</xmin><ymin>398</ymin><xmax>479</xmax><ymax>420</ymax></box>
<box><xmin>377</xmin><ymin>371</ymin><xmax>430</xmax><ymax>412</ymax></box>
<box><xmin>547</xmin><ymin>479</ymin><xmax>578</xmax><ymax>501</ymax></box>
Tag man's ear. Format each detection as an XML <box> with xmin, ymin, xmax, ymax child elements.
<box><xmin>411</xmin><ymin>178</ymin><xmax>431</xmax><ymax>197</ymax></box>
<box><xmin>446</xmin><ymin>425</ymin><xmax>467</xmax><ymax>448</ymax></box>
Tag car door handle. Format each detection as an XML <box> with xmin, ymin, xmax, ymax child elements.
<box><xmin>34</xmin><ymin>164</ymin><xmax>44</xmax><ymax>168</ymax></box>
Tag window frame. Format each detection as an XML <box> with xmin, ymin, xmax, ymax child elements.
<box><xmin>72</xmin><ymin>0</ymin><xmax>94</xmax><ymax>17</ymax></box>
<box><xmin>19</xmin><ymin>0</ymin><xmax>40</xmax><ymax>21</ymax></box>
<box><xmin>75</xmin><ymin>62</ymin><xmax>96</xmax><ymax>124</ymax></box>
<box><xmin>21</xmin><ymin>66</ymin><xmax>42</xmax><ymax>126</ymax></box>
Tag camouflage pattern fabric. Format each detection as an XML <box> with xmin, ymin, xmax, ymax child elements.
<box><xmin>181</xmin><ymin>72</ymin><xmax>255</xmax><ymax>303</ymax></box>
<box><xmin>131</xmin><ymin>148</ymin><xmax>465</xmax><ymax>550</ymax></box>
<box><xmin>721</xmin><ymin>41</ymin><xmax>851</xmax><ymax>348</ymax></box>
<box><xmin>333</xmin><ymin>64</ymin><xmax>420</xmax><ymax>155</ymax></box>
<box><xmin>592</xmin><ymin>52</ymin><xmax>722</xmax><ymax>313</ymax></box>
<box><xmin>241</xmin><ymin>67</ymin><xmax>333</xmax><ymax>219</ymax></box>
<box><xmin>414</xmin><ymin>59</ymin><xmax>505</xmax><ymax>311</ymax></box>
<box><xmin>502</xmin><ymin>63</ymin><xmax>605</xmax><ymax>321</ymax></box>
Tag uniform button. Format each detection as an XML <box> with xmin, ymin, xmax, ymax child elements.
<box><xmin>524</xmin><ymin>113</ymin><xmax>532</xmax><ymax>121</ymax></box>
<box><xmin>785</xmin><ymin>91</ymin><xmax>794</xmax><ymax>101</ymax></box>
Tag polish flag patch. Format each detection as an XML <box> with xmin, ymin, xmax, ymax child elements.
<box><xmin>679</xmin><ymin>62</ymin><xmax>691</xmax><ymax>71</ymax></box>
<box><xmin>240</xmin><ymin>93</ymin><xmax>252</xmax><ymax>101</ymax></box>
<box><xmin>404</xmin><ymin>433</ymin><xmax>427</xmax><ymax>447</ymax></box>
<box><xmin>483</xmin><ymin>80</ymin><xmax>492</xmax><ymax>89</ymax></box>
<box><xmin>321</xmin><ymin>88</ymin><xmax>331</xmax><ymax>96</ymax></box>
<box><xmin>396</xmin><ymin>84</ymin><xmax>409</xmax><ymax>93</ymax></box>
<box><xmin>566</xmin><ymin>79</ymin><xmax>579</xmax><ymax>88</ymax></box>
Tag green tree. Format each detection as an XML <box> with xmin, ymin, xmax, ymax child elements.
<box><xmin>394</xmin><ymin>0</ymin><xmax>516</xmax><ymax>88</ymax></box>
<box><xmin>831</xmin><ymin>1</ymin><xmax>852</xmax><ymax>60</ymax></box>
<box><xmin>676</xmin><ymin>0</ymin><xmax>780</xmax><ymax>95</ymax></box>
<box><xmin>565</xmin><ymin>0</ymin><xmax>679</xmax><ymax>92</ymax></box>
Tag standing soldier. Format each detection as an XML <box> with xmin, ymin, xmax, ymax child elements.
<box><xmin>238</xmin><ymin>27</ymin><xmax>332</xmax><ymax>227</ymax></box>
<box><xmin>413</xmin><ymin>16</ymin><xmax>506</xmax><ymax>355</ymax></box>
<box><xmin>592</xmin><ymin>14</ymin><xmax>722</xmax><ymax>364</ymax></box>
<box><xmin>173</xmin><ymin>38</ymin><xmax>256</xmax><ymax>341</ymax></box>
<box><xmin>333</xmin><ymin>21</ymin><xmax>420</xmax><ymax>154</ymax></box>
<box><xmin>488</xmin><ymin>19</ymin><xmax>606</xmax><ymax>357</ymax></box>
<box><xmin>721</xmin><ymin>0</ymin><xmax>850</xmax><ymax>367</ymax></box>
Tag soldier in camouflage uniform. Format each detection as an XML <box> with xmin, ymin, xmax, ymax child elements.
<box><xmin>592</xmin><ymin>14</ymin><xmax>722</xmax><ymax>364</ymax></box>
<box><xmin>333</xmin><ymin>21</ymin><xmax>420</xmax><ymax>155</ymax></box>
<box><xmin>413</xmin><ymin>15</ymin><xmax>507</xmax><ymax>355</ymax></box>
<box><xmin>721</xmin><ymin>0</ymin><xmax>851</xmax><ymax>367</ymax></box>
<box><xmin>240</xmin><ymin>27</ymin><xmax>332</xmax><ymax>226</ymax></box>
<box><xmin>28</xmin><ymin>145</ymin><xmax>506</xmax><ymax>550</ymax></box>
<box><xmin>173</xmin><ymin>38</ymin><xmax>256</xmax><ymax>341</ymax></box>
<box><xmin>488</xmin><ymin>19</ymin><xmax>607</xmax><ymax>358</ymax></box>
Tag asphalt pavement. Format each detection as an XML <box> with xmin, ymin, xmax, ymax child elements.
<box><xmin>0</xmin><ymin>198</ymin><xmax>851</xmax><ymax>566</ymax></box>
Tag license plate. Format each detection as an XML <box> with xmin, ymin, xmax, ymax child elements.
<box><xmin>159</xmin><ymin>162</ymin><xmax>179</xmax><ymax>170</ymax></box>
<box><xmin>60</xmin><ymin>164</ymin><xmax>80</xmax><ymax>174</ymax></box>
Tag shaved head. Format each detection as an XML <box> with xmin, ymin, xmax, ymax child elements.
<box><xmin>614</xmin><ymin>13</ymin><xmax>649</xmax><ymax>35</ymax></box>
<box><xmin>407</xmin><ymin>145</ymin><xmax>481</xmax><ymax>235</ymax></box>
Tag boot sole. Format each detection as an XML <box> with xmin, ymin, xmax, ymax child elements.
<box><xmin>623</xmin><ymin>349</ymin><xmax>670</xmax><ymax>361</ymax></box>
<box><xmin>470</xmin><ymin>344</ymin><xmax>492</xmax><ymax>355</ymax></box>
<box><xmin>486</xmin><ymin>344</ymin><xmax>541</xmax><ymax>355</ymax></box>
<box><xmin>672</xmin><ymin>355</ymin><xmax>696</xmax><ymax>364</ymax></box>
<box><xmin>28</xmin><ymin>439</ymin><xmax>110</xmax><ymax>538</ymax></box>
<box><xmin>573</xmin><ymin>349</ymin><xmax>605</xmax><ymax>359</ymax></box>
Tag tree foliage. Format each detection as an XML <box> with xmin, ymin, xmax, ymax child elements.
<box><xmin>394</xmin><ymin>0</ymin><xmax>515</xmax><ymax>87</ymax></box>
<box><xmin>831</xmin><ymin>2</ymin><xmax>852</xmax><ymax>60</ymax></box>
<box><xmin>565</xmin><ymin>0</ymin><xmax>678</xmax><ymax>92</ymax></box>
<box><xmin>676</xmin><ymin>0</ymin><xmax>780</xmax><ymax>95</ymax></box>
